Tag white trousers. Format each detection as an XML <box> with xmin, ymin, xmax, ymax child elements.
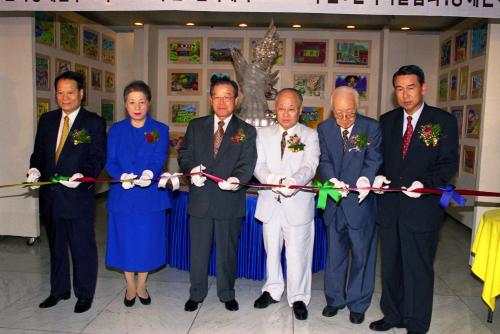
<box><xmin>262</xmin><ymin>208</ymin><xmax>314</xmax><ymax>306</ymax></box>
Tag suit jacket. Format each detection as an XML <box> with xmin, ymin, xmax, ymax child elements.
<box><xmin>30</xmin><ymin>108</ymin><xmax>106</xmax><ymax>219</ymax></box>
<box><xmin>178</xmin><ymin>115</ymin><xmax>257</xmax><ymax>219</ymax></box>
<box><xmin>377</xmin><ymin>104</ymin><xmax>459</xmax><ymax>232</ymax></box>
<box><xmin>254</xmin><ymin>123</ymin><xmax>320</xmax><ymax>226</ymax></box>
<box><xmin>318</xmin><ymin>115</ymin><xmax>382</xmax><ymax>230</ymax></box>
<box><xmin>105</xmin><ymin>116</ymin><xmax>172</xmax><ymax>213</ymax></box>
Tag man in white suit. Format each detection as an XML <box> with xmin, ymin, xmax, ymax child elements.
<box><xmin>253</xmin><ymin>88</ymin><xmax>320</xmax><ymax>320</ymax></box>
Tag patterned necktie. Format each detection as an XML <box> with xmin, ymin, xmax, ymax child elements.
<box><xmin>55</xmin><ymin>115</ymin><xmax>70</xmax><ymax>163</ymax></box>
<box><xmin>402</xmin><ymin>116</ymin><xmax>413</xmax><ymax>159</ymax></box>
<box><xmin>213</xmin><ymin>120</ymin><xmax>225</xmax><ymax>158</ymax></box>
<box><xmin>280</xmin><ymin>131</ymin><xmax>288</xmax><ymax>159</ymax></box>
<box><xmin>342</xmin><ymin>129</ymin><xmax>349</xmax><ymax>152</ymax></box>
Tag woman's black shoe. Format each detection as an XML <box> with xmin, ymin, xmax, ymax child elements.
<box><xmin>124</xmin><ymin>292</ymin><xmax>136</xmax><ymax>307</ymax></box>
<box><xmin>138</xmin><ymin>290</ymin><xmax>151</xmax><ymax>305</ymax></box>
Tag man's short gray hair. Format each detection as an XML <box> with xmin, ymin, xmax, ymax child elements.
<box><xmin>330</xmin><ymin>86</ymin><xmax>359</xmax><ymax>110</ymax></box>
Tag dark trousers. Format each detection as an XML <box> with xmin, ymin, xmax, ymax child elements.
<box><xmin>189</xmin><ymin>216</ymin><xmax>242</xmax><ymax>302</ymax></box>
<box><xmin>379</xmin><ymin>221</ymin><xmax>439</xmax><ymax>333</ymax></box>
<box><xmin>44</xmin><ymin>213</ymin><xmax>98</xmax><ymax>300</ymax></box>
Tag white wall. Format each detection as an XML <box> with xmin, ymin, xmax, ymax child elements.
<box><xmin>0</xmin><ymin>17</ymin><xmax>39</xmax><ymax>237</ymax></box>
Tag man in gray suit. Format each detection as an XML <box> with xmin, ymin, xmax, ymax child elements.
<box><xmin>178</xmin><ymin>78</ymin><xmax>257</xmax><ymax>312</ymax></box>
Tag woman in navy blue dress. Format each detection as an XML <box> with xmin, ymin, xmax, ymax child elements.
<box><xmin>106</xmin><ymin>81</ymin><xmax>177</xmax><ymax>306</ymax></box>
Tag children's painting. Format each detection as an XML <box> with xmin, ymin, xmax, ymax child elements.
<box><xmin>335</xmin><ymin>74</ymin><xmax>368</xmax><ymax>100</ymax></box>
<box><xmin>168</xmin><ymin>70</ymin><xmax>201</xmax><ymax>96</ymax></box>
<box><xmin>36</xmin><ymin>54</ymin><xmax>50</xmax><ymax>91</ymax></box>
<box><xmin>300</xmin><ymin>106</ymin><xmax>324</xmax><ymax>129</ymax></box>
<box><xmin>35</xmin><ymin>12</ymin><xmax>55</xmax><ymax>47</ymax></box>
<box><xmin>60</xmin><ymin>20</ymin><xmax>79</xmax><ymax>54</ymax></box>
<box><xmin>169</xmin><ymin>37</ymin><xmax>202</xmax><ymax>64</ymax></box>
<box><xmin>293</xmin><ymin>40</ymin><xmax>327</xmax><ymax>65</ymax></box>
<box><xmin>170</xmin><ymin>101</ymin><xmax>199</xmax><ymax>124</ymax></box>
<box><xmin>208</xmin><ymin>38</ymin><xmax>243</xmax><ymax>63</ymax></box>
<box><xmin>83</xmin><ymin>28</ymin><xmax>99</xmax><ymax>60</ymax></box>
<box><xmin>335</xmin><ymin>40</ymin><xmax>370</xmax><ymax>66</ymax></box>
<box><xmin>293</xmin><ymin>73</ymin><xmax>326</xmax><ymax>98</ymax></box>
<box><xmin>102</xmin><ymin>35</ymin><xmax>116</xmax><ymax>64</ymax></box>
<box><xmin>465</xmin><ymin>104</ymin><xmax>481</xmax><ymax>139</ymax></box>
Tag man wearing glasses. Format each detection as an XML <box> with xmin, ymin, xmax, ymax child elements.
<box><xmin>318</xmin><ymin>86</ymin><xmax>382</xmax><ymax>325</ymax></box>
<box><xmin>178</xmin><ymin>78</ymin><xmax>257</xmax><ymax>312</ymax></box>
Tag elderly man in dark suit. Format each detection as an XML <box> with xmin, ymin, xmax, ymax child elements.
<box><xmin>369</xmin><ymin>65</ymin><xmax>458</xmax><ymax>334</ymax></box>
<box><xmin>178</xmin><ymin>78</ymin><xmax>257</xmax><ymax>312</ymax></box>
<box><xmin>27</xmin><ymin>71</ymin><xmax>106</xmax><ymax>313</ymax></box>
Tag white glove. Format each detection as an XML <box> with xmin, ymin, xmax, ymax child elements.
<box><xmin>120</xmin><ymin>173</ymin><xmax>137</xmax><ymax>190</ymax></box>
<box><xmin>59</xmin><ymin>173</ymin><xmax>83</xmax><ymax>189</ymax></box>
<box><xmin>158</xmin><ymin>172</ymin><xmax>181</xmax><ymax>191</ymax></box>
<box><xmin>218</xmin><ymin>177</ymin><xmax>240</xmax><ymax>191</ymax></box>
<box><xmin>403</xmin><ymin>180</ymin><xmax>424</xmax><ymax>198</ymax></box>
<box><xmin>278</xmin><ymin>177</ymin><xmax>297</xmax><ymax>197</ymax></box>
<box><xmin>356</xmin><ymin>176</ymin><xmax>370</xmax><ymax>203</ymax></box>
<box><xmin>373</xmin><ymin>175</ymin><xmax>391</xmax><ymax>194</ymax></box>
<box><xmin>26</xmin><ymin>168</ymin><xmax>41</xmax><ymax>190</ymax></box>
<box><xmin>266</xmin><ymin>174</ymin><xmax>283</xmax><ymax>193</ymax></box>
<box><xmin>329</xmin><ymin>178</ymin><xmax>349</xmax><ymax>198</ymax></box>
<box><xmin>135</xmin><ymin>170</ymin><xmax>153</xmax><ymax>188</ymax></box>
<box><xmin>190</xmin><ymin>165</ymin><xmax>206</xmax><ymax>187</ymax></box>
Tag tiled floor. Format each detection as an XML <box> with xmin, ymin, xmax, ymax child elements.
<box><xmin>0</xmin><ymin>196</ymin><xmax>497</xmax><ymax>334</ymax></box>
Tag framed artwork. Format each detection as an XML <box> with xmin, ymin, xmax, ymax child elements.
<box><xmin>293</xmin><ymin>39</ymin><xmax>327</xmax><ymax>65</ymax></box>
<box><xmin>462</xmin><ymin>145</ymin><xmax>476</xmax><ymax>174</ymax></box>
<box><xmin>167</xmin><ymin>69</ymin><xmax>202</xmax><ymax>96</ymax></box>
<box><xmin>465</xmin><ymin>104</ymin><xmax>481</xmax><ymax>139</ymax></box>
<box><xmin>450</xmin><ymin>105</ymin><xmax>464</xmax><ymax>137</ymax></box>
<box><xmin>471</xmin><ymin>22</ymin><xmax>488</xmax><ymax>58</ymax></box>
<box><xmin>249</xmin><ymin>38</ymin><xmax>286</xmax><ymax>65</ymax></box>
<box><xmin>91</xmin><ymin>68</ymin><xmax>102</xmax><ymax>90</ymax></box>
<box><xmin>60</xmin><ymin>19</ymin><xmax>79</xmax><ymax>54</ymax></box>
<box><xmin>55</xmin><ymin>58</ymin><xmax>71</xmax><ymax>76</ymax></box>
<box><xmin>300</xmin><ymin>106</ymin><xmax>324</xmax><ymax>129</ymax></box>
<box><xmin>36</xmin><ymin>98</ymin><xmax>51</xmax><ymax>123</ymax></box>
<box><xmin>454</xmin><ymin>31</ymin><xmax>468</xmax><ymax>64</ymax></box>
<box><xmin>169</xmin><ymin>131</ymin><xmax>186</xmax><ymax>158</ymax></box>
<box><xmin>207</xmin><ymin>68</ymin><xmax>236</xmax><ymax>91</ymax></box>
<box><xmin>74</xmin><ymin>63</ymin><xmax>89</xmax><ymax>104</ymax></box>
<box><xmin>335</xmin><ymin>74</ymin><xmax>369</xmax><ymax>100</ymax></box>
<box><xmin>169</xmin><ymin>101</ymin><xmax>199</xmax><ymax>124</ymax></box>
<box><xmin>208</xmin><ymin>38</ymin><xmax>243</xmax><ymax>64</ymax></box>
<box><xmin>168</xmin><ymin>37</ymin><xmax>202</xmax><ymax>64</ymax></box>
<box><xmin>105</xmin><ymin>71</ymin><xmax>115</xmax><ymax>93</ymax></box>
<box><xmin>102</xmin><ymin>35</ymin><xmax>116</xmax><ymax>64</ymax></box>
<box><xmin>101</xmin><ymin>99</ymin><xmax>115</xmax><ymax>126</ymax></box>
<box><xmin>35</xmin><ymin>53</ymin><xmax>50</xmax><ymax>91</ymax></box>
<box><xmin>459</xmin><ymin>66</ymin><xmax>468</xmax><ymax>100</ymax></box>
<box><xmin>438</xmin><ymin>74</ymin><xmax>448</xmax><ymax>101</ymax></box>
<box><xmin>293</xmin><ymin>72</ymin><xmax>326</xmax><ymax>99</ymax></box>
<box><xmin>35</xmin><ymin>12</ymin><xmax>55</xmax><ymax>47</ymax></box>
<box><xmin>439</xmin><ymin>39</ymin><xmax>451</xmax><ymax>67</ymax></box>
<box><xmin>83</xmin><ymin>28</ymin><xmax>99</xmax><ymax>60</ymax></box>
<box><xmin>470</xmin><ymin>70</ymin><xmax>484</xmax><ymax>99</ymax></box>
<box><xmin>335</xmin><ymin>40</ymin><xmax>370</xmax><ymax>67</ymax></box>
<box><xmin>449</xmin><ymin>70</ymin><xmax>458</xmax><ymax>100</ymax></box>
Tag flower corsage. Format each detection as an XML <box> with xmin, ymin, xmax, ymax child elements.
<box><xmin>418</xmin><ymin>123</ymin><xmax>441</xmax><ymax>147</ymax></box>
<box><xmin>230</xmin><ymin>128</ymin><xmax>248</xmax><ymax>143</ymax></box>
<box><xmin>348</xmin><ymin>133</ymin><xmax>370</xmax><ymax>152</ymax></box>
<box><xmin>288</xmin><ymin>134</ymin><xmax>305</xmax><ymax>152</ymax></box>
<box><xmin>70</xmin><ymin>129</ymin><xmax>91</xmax><ymax>145</ymax></box>
<box><xmin>145</xmin><ymin>130</ymin><xmax>160</xmax><ymax>143</ymax></box>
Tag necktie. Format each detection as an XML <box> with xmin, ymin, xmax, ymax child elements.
<box><xmin>342</xmin><ymin>129</ymin><xmax>349</xmax><ymax>152</ymax></box>
<box><xmin>280</xmin><ymin>131</ymin><xmax>288</xmax><ymax>159</ymax></box>
<box><xmin>402</xmin><ymin>115</ymin><xmax>413</xmax><ymax>159</ymax></box>
<box><xmin>55</xmin><ymin>115</ymin><xmax>70</xmax><ymax>163</ymax></box>
<box><xmin>213</xmin><ymin>120</ymin><xmax>225</xmax><ymax>158</ymax></box>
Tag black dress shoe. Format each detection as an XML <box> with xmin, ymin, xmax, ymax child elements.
<box><xmin>184</xmin><ymin>299</ymin><xmax>200</xmax><ymax>312</ymax></box>
<box><xmin>254</xmin><ymin>291</ymin><xmax>279</xmax><ymax>309</ymax></box>
<box><xmin>349</xmin><ymin>311</ymin><xmax>365</xmax><ymax>324</ymax></box>
<box><xmin>407</xmin><ymin>331</ymin><xmax>424</xmax><ymax>334</ymax></box>
<box><xmin>222</xmin><ymin>299</ymin><xmax>239</xmax><ymax>311</ymax></box>
<box><xmin>74</xmin><ymin>297</ymin><xmax>92</xmax><ymax>313</ymax></box>
<box><xmin>369</xmin><ymin>318</ymin><xmax>405</xmax><ymax>331</ymax></box>
<box><xmin>39</xmin><ymin>293</ymin><xmax>70</xmax><ymax>308</ymax></box>
<box><xmin>322</xmin><ymin>305</ymin><xmax>344</xmax><ymax>317</ymax></box>
<box><xmin>138</xmin><ymin>290</ymin><xmax>151</xmax><ymax>305</ymax></box>
<box><xmin>124</xmin><ymin>292</ymin><xmax>136</xmax><ymax>307</ymax></box>
<box><xmin>292</xmin><ymin>301</ymin><xmax>308</xmax><ymax>320</ymax></box>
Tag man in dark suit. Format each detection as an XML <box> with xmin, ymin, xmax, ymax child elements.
<box><xmin>369</xmin><ymin>65</ymin><xmax>458</xmax><ymax>334</ymax></box>
<box><xmin>318</xmin><ymin>86</ymin><xmax>382</xmax><ymax>325</ymax></box>
<box><xmin>27</xmin><ymin>71</ymin><xmax>106</xmax><ymax>313</ymax></box>
<box><xmin>178</xmin><ymin>78</ymin><xmax>257</xmax><ymax>312</ymax></box>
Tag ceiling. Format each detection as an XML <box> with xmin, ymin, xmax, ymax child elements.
<box><xmin>77</xmin><ymin>11</ymin><xmax>464</xmax><ymax>32</ymax></box>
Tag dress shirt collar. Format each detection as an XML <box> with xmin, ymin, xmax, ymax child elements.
<box><xmin>214</xmin><ymin>113</ymin><xmax>233</xmax><ymax>132</ymax></box>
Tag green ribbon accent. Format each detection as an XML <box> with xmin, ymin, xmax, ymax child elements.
<box><xmin>313</xmin><ymin>180</ymin><xmax>342</xmax><ymax>210</ymax></box>
<box><xmin>50</xmin><ymin>175</ymin><xmax>70</xmax><ymax>183</ymax></box>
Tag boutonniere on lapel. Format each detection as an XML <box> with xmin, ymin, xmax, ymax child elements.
<box><xmin>418</xmin><ymin>123</ymin><xmax>441</xmax><ymax>147</ymax></box>
<box><xmin>144</xmin><ymin>130</ymin><xmax>160</xmax><ymax>143</ymax></box>
<box><xmin>348</xmin><ymin>133</ymin><xmax>370</xmax><ymax>152</ymax></box>
<box><xmin>287</xmin><ymin>134</ymin><xmax>305</xmax><ymax>152</ymax></box>
<box><xmin>70</xmin><ymin>129</ymin><xmax>91</xmax><ymax>145</ymax></box>
<box><xmin>230</xmin><ymin>128</ymin><xmax>248</xmax><ymax>143</ymax></box>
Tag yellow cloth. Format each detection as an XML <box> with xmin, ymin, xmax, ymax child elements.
<box><xmin>471</xmin><ymin>209</ymin><xmax>500</xmax><ymax>311</ymax></box>
<box><xmin>55</xmin><ymin>116</ymin><xmax>70</xmax><ymax>163</ymax></box>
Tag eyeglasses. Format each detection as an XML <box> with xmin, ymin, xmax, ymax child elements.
<box><xmin>212</xmin><ymin>96</ymin><xmax>235</xmax><ymax>103</ymax></box>
<box><xmin>333</xmin><ymin>112</ymin><xmax>356</xmax><ymax>120</ymax></box>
